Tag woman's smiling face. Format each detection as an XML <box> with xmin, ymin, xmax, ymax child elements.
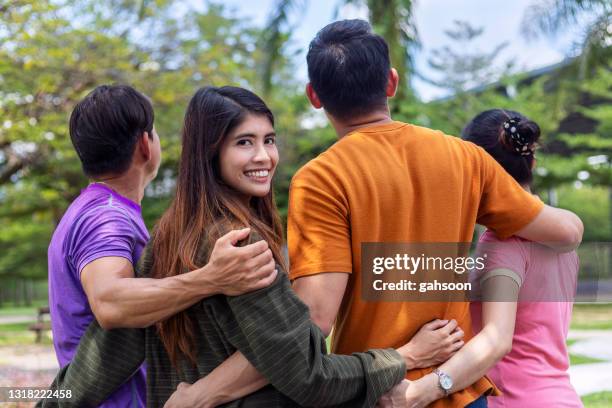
<box><xmin>219</xmin><ymin>113</ymin><xmax>278</xmax><ymax>200</ymax></box>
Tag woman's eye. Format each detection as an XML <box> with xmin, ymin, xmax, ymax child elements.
<box><xmin>237</xmin><ymin>139</ymin><xmax>253</xmax><ymax>146</ymax></box>
<box><xmin>265</xmin><ymin>137</ymin><xmax>276</xmax><ymax>145</ymax></box>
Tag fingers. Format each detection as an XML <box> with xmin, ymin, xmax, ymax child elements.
<box><xmin>424</xmin><ymin>319</ymin><xmax>449</xmax><ymax>331</ymax></box>
<box><xmin>248</xmin><ymin>255</ymin><xmax>277</xmax><ymax>283</ymax></box>
<box><xmin>240</xmin><ymin>239</ymin><xmax>269</xmax><ymax>258</ymax></box>
<box><xmin>448</xmin><ymin>327</ymin><xmax>464</xmax><ymax>343</ymax></box>
<box><xmin>440</xmin><ymin>318</ymin><xmax>458</xmax><ymax>334</ymax></box>
<box><xmin>249</xmin><ymin>247</ymin><xmax>274</xmax><ymax>270</ymax></box>
<box><xmin>250</xmin><ymin>268</ymin><xmax>279</xmax><ymax>290</ymax></box>
<box><xmin>218</xmin><ymin>228</ymin><xmax>251</xmax><ymax>246</ymax></box>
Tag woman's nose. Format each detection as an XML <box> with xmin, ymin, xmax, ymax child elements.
<box><xmin>252</xmin><ymin>143</ymin><xmax>270</xmax><ymax>163</ymax></box>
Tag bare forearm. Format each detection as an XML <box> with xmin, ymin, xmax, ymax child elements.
<box><xmin>405</xmin><ymin>328</ymin><xmax>505</xmax><ymax>407</ymax></box>
<box><xmin>97</xmin><ymin>267</ymin><xmax>217</xmax><ymax>328</ymax></box>
<box><xmin>405</xmin><ymin>285</ymin><xmax>518</xmax><ymax>406</ymax></box>
<box><xmin>437</xmin><ymin>325</ymin><xmax>507</xmax><ymax>393</ymax></box>
<box><xmin>406</xmin><ymin>325</ymin><xmax>507</xmax><ymax>407</ymax></box>
<box><xmin>515</xmin><ymin>205</ymin><xmax>583</xmax><ymax>252</ymax></box>
<box><xmin>185</xmin><ymin>352</ymin><xmax>269</xmax><ymax>408</ymax></box>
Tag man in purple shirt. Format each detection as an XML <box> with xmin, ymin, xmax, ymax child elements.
<box><xmin>48</xmin><ymin>85</ymin><xmax>277</xmax><ymax>407</ymax></box>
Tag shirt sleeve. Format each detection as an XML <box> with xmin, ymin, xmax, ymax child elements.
<box><xmin>287</xmin><ymin>163</ymin><xmax>353</xmax><ymax>280</ymax></box>
<box><xmin>476</xmin><ymin>232</ymin><xmax>528</xmax><ymax>287</ymax></box>
<box><xmin>70</xmin><ymin>208</ymin><xmax>137</xmax><ymax>278</ymax></box>
<box><xmin>473</xmin><ymin>145</ymin><xmax>544</xmax><ymax>240</ymax></box>
<box><xmin>37</xmin><ymin>321</ymin><xmax>145</xmax><ymax>408</ymax></box>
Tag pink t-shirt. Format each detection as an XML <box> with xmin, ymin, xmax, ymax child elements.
<box><xmin>470</xmin><ymin>230</ymin><xmax>582</xmax><ymax>408</ymax></box>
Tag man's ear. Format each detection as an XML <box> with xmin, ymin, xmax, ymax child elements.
<box><xmin>386</xmin><ymin>68</ymin><xmax>399</xmax><ymax>98</ymax></box>
<box><xmin>306</xmin><ymin>83</ymin><xmax>322</xmax><ymax>109</ymax></box>
<box><xmin>137</xmin><ymin>131</ymin><xmax>152</xmax><ymax>161</ymax></box>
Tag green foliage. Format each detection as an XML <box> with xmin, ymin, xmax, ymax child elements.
<box><xmin>521</xmin><ymin>0</ymin><xmax>611</xmax><ymax>77</ymax></box>
<box><xmin>0</xmin><ymin>0</ymin><xmax>308</xmax><ymax>279</ymax></box>
<box><xmin>582</xmin><ymin>391</ymin><xmax>612</xmax><ymax>408</ymax></box>
<box><xmin>258</xmin><ymin>0</ymin><xmax>305</xmax><ymax>98</ymax></box>
<box><xmin>425</xmin><ymin>21</ymin><xmax>511</xmax><ymax>94</ymax></box>
<box><xmin>571</xmin><ymin>303</ymin><xmax>612</xmax><ymax>329</ymax></box>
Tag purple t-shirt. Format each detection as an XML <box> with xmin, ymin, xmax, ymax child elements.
<box><xmin>48</xmin><ymin>183</ymin><xmax>148</xmax><ymax>408</ymax></box>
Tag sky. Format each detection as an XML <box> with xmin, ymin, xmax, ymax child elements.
<box><xmin>212</xmin><ymin>0</ymin><xmax>586</xmax><ymax>101</ymax></box>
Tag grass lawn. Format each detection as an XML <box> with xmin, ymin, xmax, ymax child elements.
<box><xmin>0</xmin><ymin>305</ymin><xmax>38</xmax><ymax>317</ymax></box>
<box><xmin>0</xmin><ymin>322</ymin><xmax>35</xmax><ymax>331</ymax></box>
<box><xmin>571</xmin><ymin>303</ymin><xmax>612</xmax><ymax>330</ymax></box>
<box><xmin>0</xmin><ymin>331</ymin><xmax>52</xmax><ymax>347</ymax></box>
<box><xmin>570</xmin><ymin>353</ymin><xmax>606</xmax><ymax>365</ymax></box>
<box><xmin>0</xmin><ymin>301</ymin><xmax>48</xmax><ymax>317</ymax></box>
<box><xmin>0</xmin><ymin>321</ymin><xmax>51</xmax><ymax>346</ymax></box>
<box><xmin>583</xmin><ymin>391</ymin><xmax>612</xmax><ymax>408</ymax></box>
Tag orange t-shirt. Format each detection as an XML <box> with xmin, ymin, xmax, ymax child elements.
<box><xmin>287</xmin><ymin>121</ymin><xmax>544</xmax><ymax>407</ymax></box>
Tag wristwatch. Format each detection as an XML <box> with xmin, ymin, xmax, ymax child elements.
<box><xmin>433</xmin><ymin>369</ymin><xmax>453</xmax><ymax>396</ymax></box>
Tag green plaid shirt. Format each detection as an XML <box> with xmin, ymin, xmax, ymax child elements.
<box><xmin>38</xmin><ymin>230</ymin><xmax>405</xmax><ymax>408</ymax></box>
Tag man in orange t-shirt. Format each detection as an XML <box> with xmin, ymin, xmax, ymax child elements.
<box><xmin>288</xmin><ymin>20</ymin><xmax>583</xmax><ymax>407</ymax></box>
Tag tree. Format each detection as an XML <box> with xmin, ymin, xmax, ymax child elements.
<box><xmin>425</xmin><ymin>21</ymin><xmax>510</xmax><ymax>94</ymax></box>
<box><xmin>415</xmin><ymin>20</ymin><xmax>515</xmax><ymax>134</ymax></box>
<box><xmin>520</xmin><ymin>0</ymin><xmax>611</xmax><ymax>242</ymax></box>
<box><xmin>258</xmin><ymin>0</ymin><xmax>305</xmax><ymax>99</ymax></box>
<box><xmin>0</xmin><ymin>0</ymin><xmax>302</xmax><ymax>285</ymax></box>
<box><xmin>521</xmin><ymin>0</ymin><xmax>611</xmax><ymax>76</ymax></box>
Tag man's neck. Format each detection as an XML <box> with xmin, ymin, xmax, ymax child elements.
<box><xmin>93</xmin><ymin>169</ymin><xmax>147</xmax><ymax>205</ymax></box>
<box><xmin>330</xmin><ymin>110</ymin><xmax>394</xmax><ymax>139</ymax></box>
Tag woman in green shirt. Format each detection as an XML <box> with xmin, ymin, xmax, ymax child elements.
<box><xmin>40</xmin><ymin>86</ymin><xmax>464</xmax><ymax>408</ymax></box>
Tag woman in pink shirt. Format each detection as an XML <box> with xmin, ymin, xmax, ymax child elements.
<box><xmin>463</xmin><ymin>109</ymin><xmax>582</xmax><ymax>408</ymax></box>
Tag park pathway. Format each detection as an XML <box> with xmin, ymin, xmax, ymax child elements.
<box><xmin>0</xmin><ymin>315</ymin><xmax>43</xmax><ymax>325</ymax></box>
<box><xmin>568</xmin><ymin>330</ymin><xmax>612</xmax><ymax>396</ymax></box>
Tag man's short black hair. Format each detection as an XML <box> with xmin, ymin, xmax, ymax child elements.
<box><xmin>69</xmin><ymin>85</ymin><xmax>154</xmax><ymax>177</ymax></box>
<box><xmin>307</xmin><ymin>19</ymin><xmax>391</xmax><ymax>120</ymax></box>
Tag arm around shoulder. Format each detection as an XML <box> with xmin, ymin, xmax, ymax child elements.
<box><xmin>515</xmin><ymin>204</ymin><xmax>583</xmax><ymax>252</ymax></box>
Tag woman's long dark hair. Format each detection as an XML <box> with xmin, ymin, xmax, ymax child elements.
<box><xmin>462</xmin><ymin>109</ymin><xmax>541</xmax><ymax>185</ymax></box>
<box><xmin>151</xmin><ymin>86</ymin><xmax>285</xmax><ymax>368</ymax></box>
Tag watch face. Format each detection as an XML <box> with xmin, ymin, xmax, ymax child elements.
<box><xmin>440</xmin><ymin>374</ymin><xmax>453</xmax><ymax>390</ymax></box>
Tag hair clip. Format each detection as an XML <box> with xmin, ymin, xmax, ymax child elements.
<box><xmin>503</xmin><ymin>118</ymin><xmax>534</xmax><ymax>157</ymax></box>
